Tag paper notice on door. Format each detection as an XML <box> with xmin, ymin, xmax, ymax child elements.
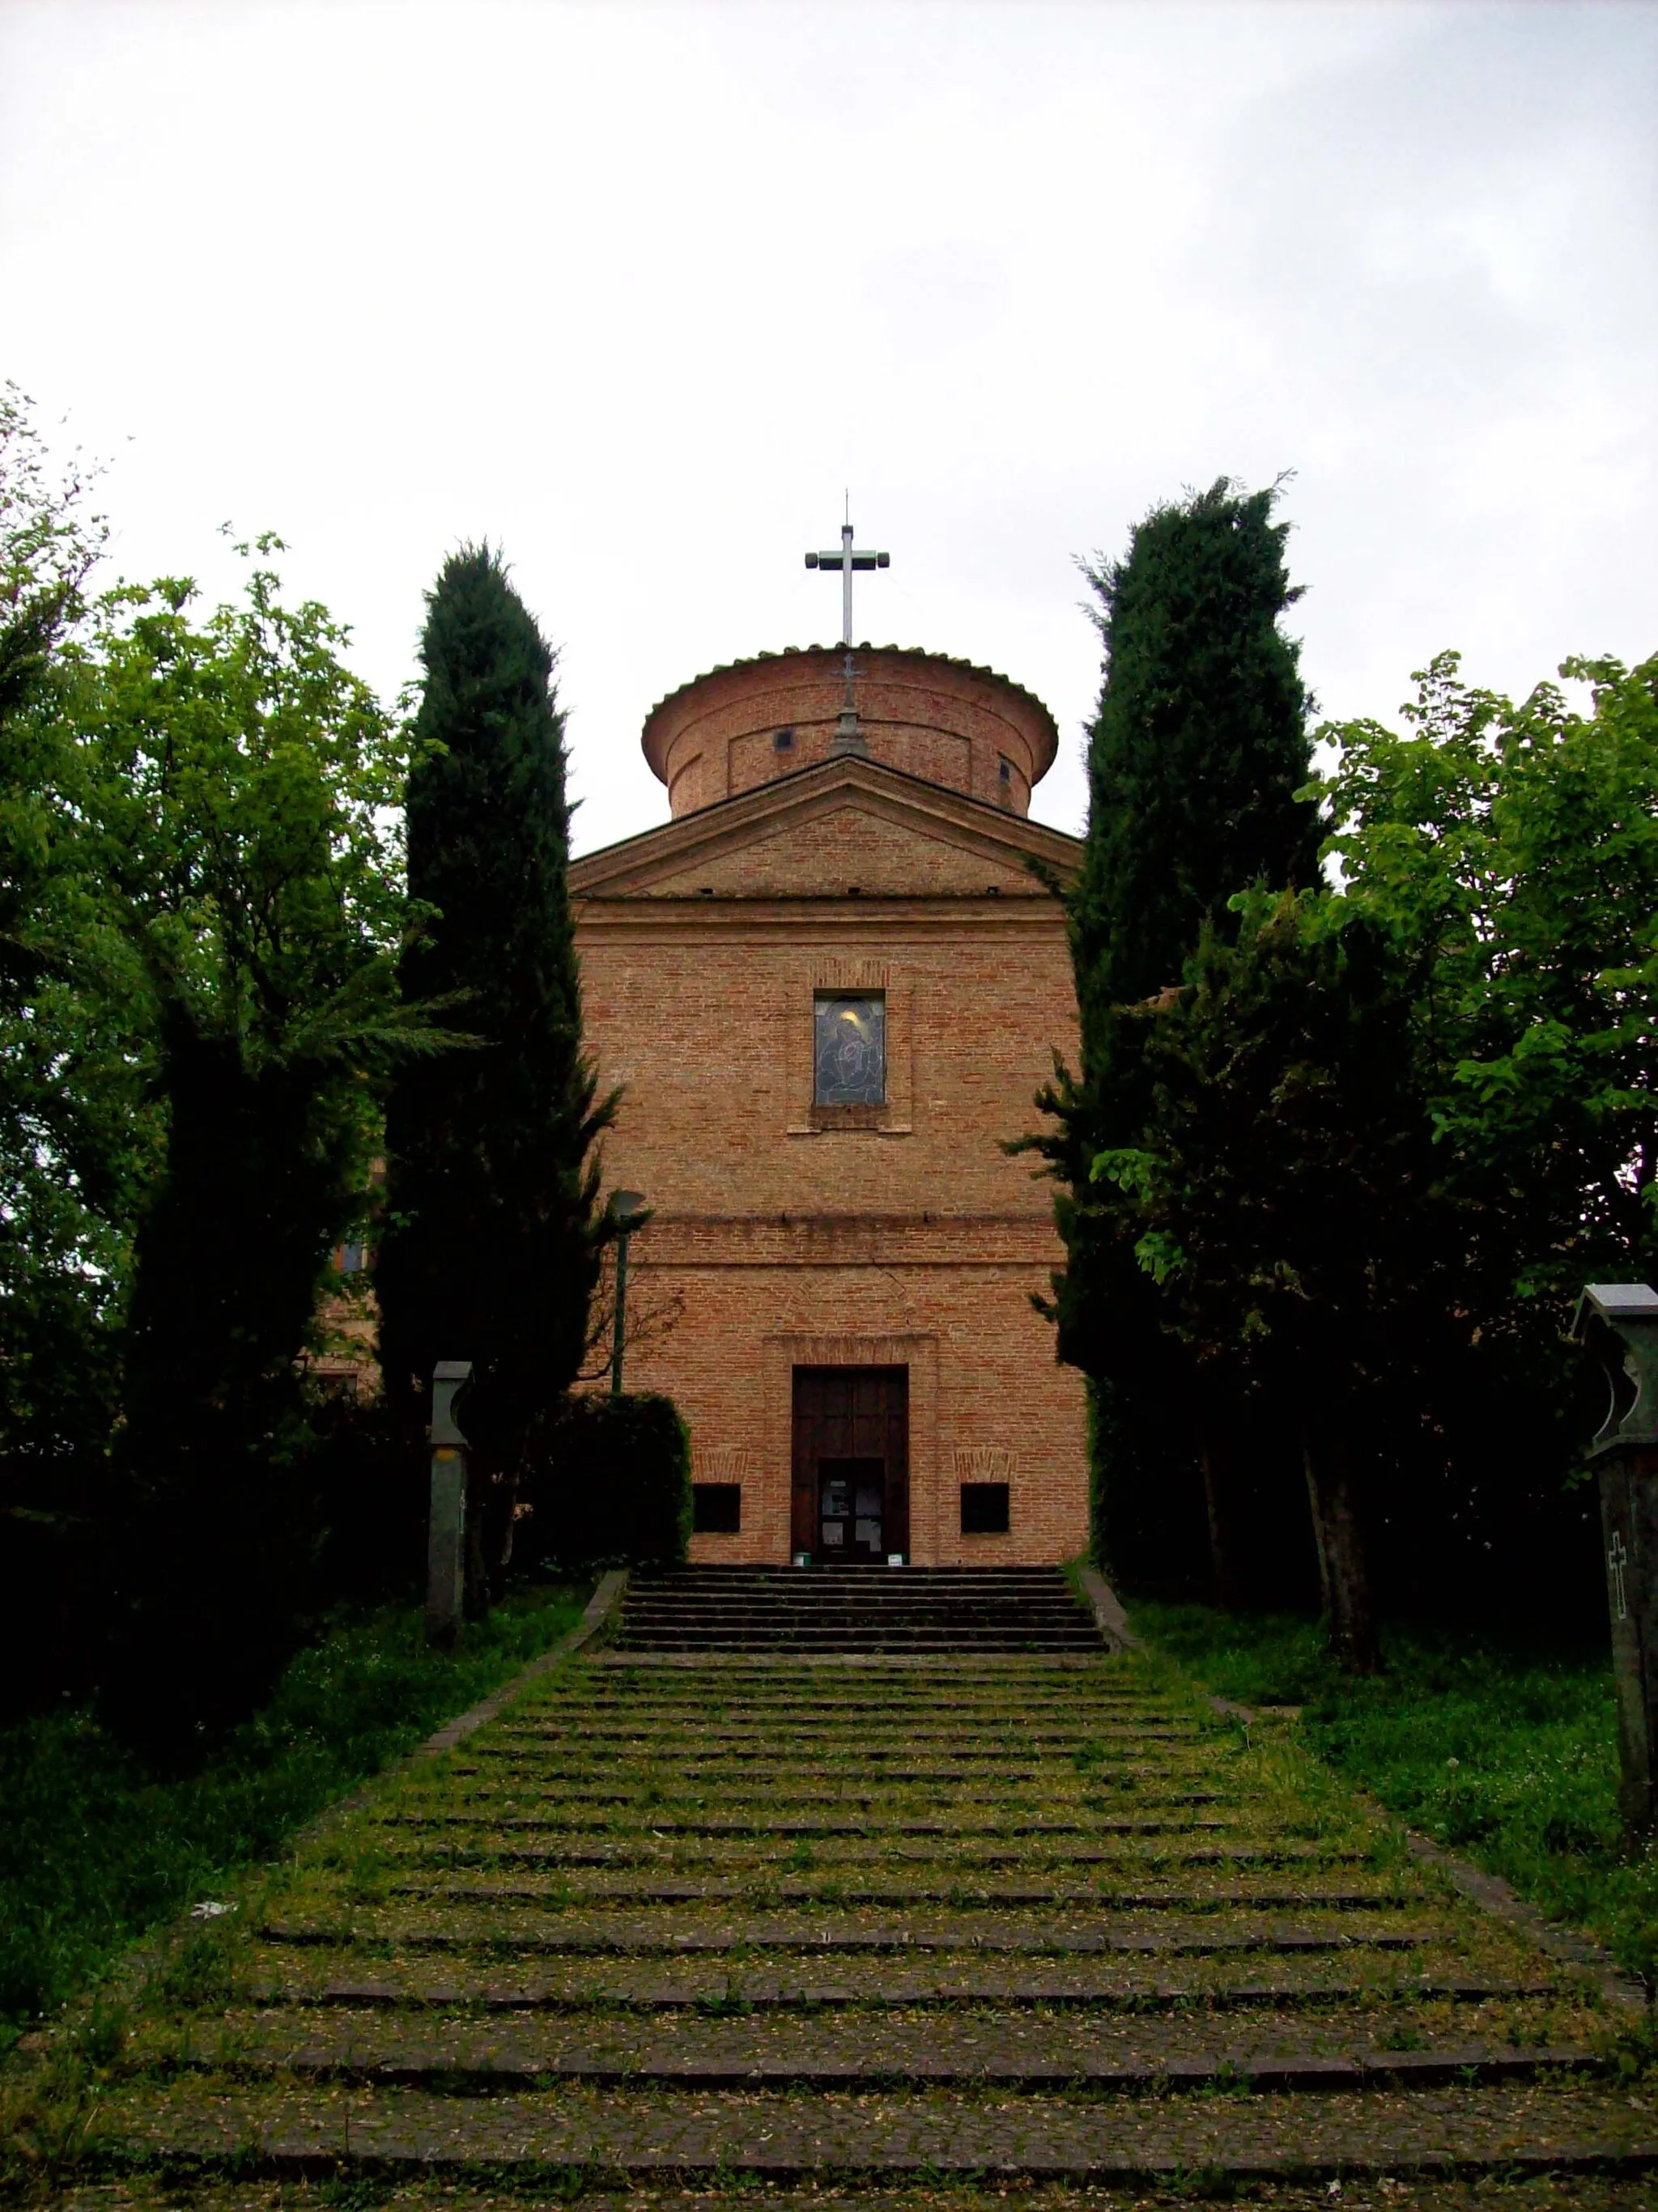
<box><xmin>855</xmin><ymin>1518</ymin><xmax>882</xmax><ymax>1549</ymax></box>
<box><xmin>821</xmin><ymin>1521</ymin><xmax>845</xmax><ymax>1546</ymax></box>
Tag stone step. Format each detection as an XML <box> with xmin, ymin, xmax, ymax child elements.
<box><xmin>376</xmin><ymin>1811</ymin><xmax>1243</xmax><ymax>1836</ymax></box>
<box><xmin>631</xmin><ymin>1569</ymin><xmax>1078</xmax><ymax>1586</ymax></box>
<box><xmin>261</xmin><ymin>1910</ymin><xmax>1443</xmax><ymax>1956</ymax></box>
<box><xmin>613</xmin><ymin>1607</ymin><xmax>1099</xmax><ymax>1627</ymax></box>
<box><xmin>613</xmin><ymin>1568</ymin><xmax>1106</xmax><ymax>1654</ymax></box>
<box><xmin>104</xmin><ymin>2079</ymin><xmax>1658</xmax><ymax>2180</ymax></box>
<box><xmin>245</xmin><ymin>1958</ymin><xmax>1563</xmax><ymax>2010</ymax></box>
<box><xmin>372</xmin><ymin>1807</ymin><xmax>1239</xmax><ymax>1834</ymax></box>
<box><xmin>609</xmin><ymin>1636</ymin><xmax>1107</xmax><ymax>1651</ymax></box>
<box><xmin>148</xmin><ymin>2010</ymin><xmax>1605</xmax><ymax>2093</ymax></box>
<box><xmin>619</xmin><ymin>1587</ymin><xmax>1093</xmax><ymax>1604</ymax></box>
<box><xmin>498</xmin><ymin>1716</ymin><xmax>1195</xmax><ymax>1734</ymax></box>
<box><xmin>453</xmin><ymin>1762</ymin><xmax>1186</xmax><ymax>1784</ymax></box>
<box><xmin>542</xmin><ymin>1681</ymin><xmax>1152</xmax><ymax>1698</ymax></box>
<box><xmin>469</xmin><ymin>1737</ymin><xmax>1203</xmax><ymax>1760</ymax></box>
<box><xmin>618</xmin><ymin>1578</ymin><xmax>1089</xmax><ymax>1597</ymax></box>
<box><xmin>611</xmin><ymin>1610</ymin><xmax>1100</xmax><ymax>1625</ymax></box>
<box><xmin>385</xmin><ymin>1879</ymin><xmax>1421</xmax><ymax>1911</ymax></box>
<box><xmin>437</xmin><ymin>1783</ymin><xmax>1202</xmax><ymax>1803</ymax></box>
<box><xmin>389</xmin><ymin>1839</ymin><xmax>1358</xmax><ymax>1866</ymax></box>
<box><xmin>70</xmin><ymin>1639</ymin><xmax>1640</xmax><ymax>2205</ymax></box>
<box><xmin>432</xmin><ymin>1764</ymin><xmax>1205</xmax><ymax>1786</ymax></box>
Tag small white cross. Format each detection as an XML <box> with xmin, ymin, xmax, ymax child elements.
<box><xmin>1609</xmin><ymin>1529</ymin><xmax>1630</xmax><ymax>1623</ymax></box>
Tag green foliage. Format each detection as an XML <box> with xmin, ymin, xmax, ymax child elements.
<box><xmin>1086</xmin><ymin>893</ymin><xmax>1447</xmax><ymax>1396</ymax></box>
<box><xmin>1078</xmin><ymin>895</ymin><xmax>1448</xmax><ymax>1662</ymax></box>
<box><xmin>0</xmin><ymin>1580</ymin><xmax>588</xmax><ymax>2049</ymax></box>
<box><xmin>1317</xmin><ymin>648</ymin><xmax>1658</xmax><ymax>1313</ymax></box>
<box><xmin>1052</xmin><ymin>636</ymin><xmax>1657</xmax><ymax>1631</ymax></box>
<box><xmin>2</xmin><ymin>401</ymin><xmax>450</xmax><ymax>1727</ymax></box>
<box><xmin>1070</xmin><ymin>475</ymin><xmax>1320</xmax><ymax>1025</ymax></box>
<box><xmin>57</xmin><ymin>550</ymin><xmax>434</xmax><ymax>1733</ymax></box>
<box><xmin>518</xmin><ymin>1390</ymin><xmax>691</xmax><ymax>1571</ymax></box>
<box><xmin>0</xmin><ymin>385</ymin><xmax>147</xmax><ymax>1471</ymax></box>
<box><xmin>1133</xmin><ymin>1600</ymin><xmax>1658</xmax><ymax>1982</ymax></box>
<box><xmin>378</xmin><ymin>546</ymin><xmax>615</xmax><ymax>1489</ymax></box>
<box><xmin>1031</xmin><ymin>478</ymin><xmax>1320</xmax><ymax>1586</ymax></box>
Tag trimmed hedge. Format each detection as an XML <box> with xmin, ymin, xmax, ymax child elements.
<box><xmin>518</xmin><ymin>1391</ymin><xmax>691</xmax><ymax>1572</ymax></box>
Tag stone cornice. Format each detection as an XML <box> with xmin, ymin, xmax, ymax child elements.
<box><xmin>572</xmin><ymin>902</ymin><xmax>1068</xmax><ymax>944</ymax></box>
<box><xmin>630</xmin><ymin>1212</ymin><xmax>1062</xmax><ymax>1268</ymax></box>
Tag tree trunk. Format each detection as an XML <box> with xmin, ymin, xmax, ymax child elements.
<box><xmin>1301</xmin><ymin>1424</ymin><xmax>1381</xmax><ymax>1674</ymax></box>
<box><xmin>1197</xmin><ymin>1417</ymin><xmax>1245</xmax><ymax>1611</ymax></box>
<box><xmin>486</xmin><ymin>1465</ymin><xmax>521</xmax><ymax>1607</ymax></box>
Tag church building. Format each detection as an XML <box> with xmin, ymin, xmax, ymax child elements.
<box><xmin>569</xmin><ymin>531</ymin><xmax>1088</xmax><ymax>1565</ymax></box>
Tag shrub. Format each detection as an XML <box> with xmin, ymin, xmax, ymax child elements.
<box><xmin>517</xmin><ymin>1392</ymin><xmax>691</xmax><ymax>1572</ymax></box>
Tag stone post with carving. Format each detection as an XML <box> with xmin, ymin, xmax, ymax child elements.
<box><xmin>1573</xmin><ymin>1284</ymin><xmax>1658</xmax><ymax>1842</ymax></box>
<box><xmin>426</xmin><ymin>1359</ymin><xmax>474</xmax><ymax>1649</ymax></box>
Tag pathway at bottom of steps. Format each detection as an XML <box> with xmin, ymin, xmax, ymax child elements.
<box><xmin>23</xmin><ymin>1646</ymin><xmax>1658</xmax><ymax>2206</ymax></box>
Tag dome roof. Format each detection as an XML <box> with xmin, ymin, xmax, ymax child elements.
<box><xmin>640</xmin><ymin>643</ymin><xmax>1061</xmax><ymax>822</ymax></box>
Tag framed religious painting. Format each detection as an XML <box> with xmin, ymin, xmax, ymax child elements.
<box><xmin>814</xmin><ymin>993</ymin><xmax>885</xmax><ymax>1106</ymax></box>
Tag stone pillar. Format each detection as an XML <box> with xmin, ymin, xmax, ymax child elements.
<box><xmin>1573</xmin><ymin>1284</ymin><xmax>1658</xmax><ymax>1841</ymax></box>
<box><xmin>426</xmin><ymin>1359</ymin><xmax>474</xmax><ymax>1649</ymax></box>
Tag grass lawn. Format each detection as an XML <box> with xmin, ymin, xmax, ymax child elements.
<box><xmin>0</xmin><ymin>1579</ymin><xmax>589</xmax><ymax>2053</ymax></box>
<box><xmin>1130</xmin><ymin>1600</ymin><xmax>1658</xmax><ymax>1987</ymax></box>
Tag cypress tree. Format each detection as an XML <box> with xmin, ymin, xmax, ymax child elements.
<box><xmin>1071</xmin><ymin>476</ymin><xmax>1320</xmax><ymax>1039</ymax></box>
<box><xmin>1033</xmin><ymin>478</ymin><xmax>1320</xmax><ymax>1587</ymax></box>
<box><xmin>377</xmin><ymin>549</ymin><xmax>614</xmax><ymax>1587</ymax></box>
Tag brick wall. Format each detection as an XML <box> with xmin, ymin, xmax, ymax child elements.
<box><xmin>575</xmin><ymin>890</ymin><xmax>1089</xmax><ymax>1566</ymax></box>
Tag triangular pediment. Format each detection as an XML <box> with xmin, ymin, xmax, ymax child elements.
<box><xmin>569</xmin><ymin>756</ymin><xmax>1080</xmax><ymax>902</ymax></box>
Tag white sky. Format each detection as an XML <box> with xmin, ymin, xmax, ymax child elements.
<box><xmin>2</xmin><ymin>0</ymin><xmax>1653</xmax><ymax>855</ymax></box>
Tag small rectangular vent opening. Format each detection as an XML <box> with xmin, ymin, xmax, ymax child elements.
<box><xmin>692</xmin><ymin>1483</ymin><xmax>742</xmax><ymax>1534</ymax></box>
<box><xmin>960</xmin><ymin>1482</ymin><xmax>1010</xmax><ymax>1535</ymax></box>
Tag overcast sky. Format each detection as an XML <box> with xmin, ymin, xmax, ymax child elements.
<box><xmin>2</xmin><ymin>0</ymin><xmax>1653</xmax><ymax>854</ymax></box>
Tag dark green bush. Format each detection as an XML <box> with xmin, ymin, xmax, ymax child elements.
<box><xmin>518</xmin><ymin>1392</ymin><xmax>691</xmax><ymax>1572</ymax></box>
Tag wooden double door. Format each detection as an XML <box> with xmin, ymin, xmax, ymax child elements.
<box><xmin>791</xmin><ymin>1366</ymin><xmax>909</xmax><ymax>1563</ymax></box>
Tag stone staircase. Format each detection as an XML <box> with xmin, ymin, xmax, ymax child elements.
<box><xmin>29</xmin><ymin>1643</ymin><xmax>1656</xmax><ymax>2197</ymax></box>
<box><xmin>614</xmin><ymin>1562</ymin><xmax>1106</xmax><ymax>1650</ymax></box>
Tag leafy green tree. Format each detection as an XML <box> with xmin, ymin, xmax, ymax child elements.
<box><xmin>1310</xmin><ymin>641</ymin><xmax>1656</xmax><ymax>1539</ymax></box>
<box><xmin>1318</xmin><ymin>647</ymin><xmax>1658</xmax><ymax>1376</ymax></box>
<box><xmin>66</xmin><ymin>550</ymin><xmax>425</xmax><ymax>1734</ymax></box>
<box><xmin>1089</xmin><ymin>895</ymin><xmax>1452</xmax><ymax>1669</ymax></box>
<box><xmin>1083</xmin><ymin>648</ymin><xmax>1657</xmax><ymax>1661</ymax></box>
<box><xmin>1031</xmin><ymin>479</ymin><xmax>1321</xmax><ymax>1587</ymax></box>
<box><xmin>0</xmin><ymin>385</ymin><xmax>149</xmax><ymax>1477</ymax></box>
<box><xmin>377</xmin><ymin>548</ymin><xmax>615</xmax><ymax>1604</ymax></box>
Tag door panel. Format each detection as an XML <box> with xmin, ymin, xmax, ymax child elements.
<box><xmin>791</xmin><ymin>1367</ymin><xmax>909</xmax><ymax>1561</ymax></box>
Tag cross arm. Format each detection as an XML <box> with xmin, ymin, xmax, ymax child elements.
<box><xmin>805</xmin><ymin>550</ymin><xmax>891</xmax><ymax>571</ymax></box>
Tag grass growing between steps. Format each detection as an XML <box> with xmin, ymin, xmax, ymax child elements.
<box><xmin>1129</xmin><ymin>1600</ymin><xmax>1658</xmax><ymax>1988</ymax></box>
<box><xmin>0</xmin><ymin>1581</ymin><xmax>589</xmax><ymax>2056</ymax></box>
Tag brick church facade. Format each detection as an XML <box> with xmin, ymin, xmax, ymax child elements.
<box><xmin>569</xmin><ymin>640</ymin><xmax>1088</xmax><ymax>1566</ymax></box>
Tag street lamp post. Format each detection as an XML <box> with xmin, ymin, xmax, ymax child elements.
<box><xmin>610</xmin><ymin>1190</ymin><xmax>648</xmax><ymax>1396</ymax></box>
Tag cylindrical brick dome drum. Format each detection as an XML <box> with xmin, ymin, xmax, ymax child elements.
<box><xmin>641</xmin><ymin>645</ymin><xmax>1060</xmax><ymax>820</ymax></box>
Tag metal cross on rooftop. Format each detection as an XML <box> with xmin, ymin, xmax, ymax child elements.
<box><xmin>805</xmin><ymin>513</ymin><xmax>891</xmax><ymax>646</ymax></box>
<box><xmin>805</xmin><ymin>509</ymin><xmax>890</xmax><ymax>755</ymax></box>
